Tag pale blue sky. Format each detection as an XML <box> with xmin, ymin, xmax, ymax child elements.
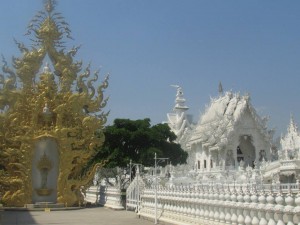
<box><xmin>0</xmin><ymin>0</ymin><xmax>300</xmax><ymax>137</ymax></box>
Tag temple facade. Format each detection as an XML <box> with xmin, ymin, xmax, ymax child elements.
<box><xmin>166</xmin><ymin>85</ymin><xmax>277</xmax><ymax>179</ymax></box>
<box><xmin>189</xmin><ymin>92</ymin><xmax>274</xmax><ymax>172</ymax></box>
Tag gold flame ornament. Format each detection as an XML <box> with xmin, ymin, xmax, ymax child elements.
<box><xmin>0</xmin><ymin>0</ymin><xmax>109</xmax><ymax>206</ymax></box>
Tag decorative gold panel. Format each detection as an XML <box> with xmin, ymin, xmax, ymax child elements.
<box><xmin>0</xmin><ymin>0</ymin><xmax>108</xmax><ymax>206</ymax></box>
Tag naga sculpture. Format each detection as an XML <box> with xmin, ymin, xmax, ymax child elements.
<box><xmin>0</xmin><ymin>0</ymin><xmax>108</xmax><ymax>206</ymax></box>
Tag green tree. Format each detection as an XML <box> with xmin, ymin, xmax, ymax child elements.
<box><xmin>93</xmin><ymin>118</ymin><xmax>188</xmax><ymax>168</ymax></box>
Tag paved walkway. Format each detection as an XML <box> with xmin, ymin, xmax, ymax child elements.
<box><xmin>0</xmin><ymin>207</ymin><xmax>154</xmax><ymax>225</ymax></box>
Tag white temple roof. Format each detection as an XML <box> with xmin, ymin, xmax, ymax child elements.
<box><xmin>189</xmin><ymin>91</ymin><xmax>271</xmax><ymax>150</ymax></box>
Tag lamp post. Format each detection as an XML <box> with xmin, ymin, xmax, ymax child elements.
<box><xmin>154</xmin><ymin>153</ymin><xmax>169</xmax><ymax>224</ymax></box>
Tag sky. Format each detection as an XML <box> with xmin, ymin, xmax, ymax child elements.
<box><xmin>0</xmin><ymin>0</ymin><xmax>300</xmax><ymax>137</ymax></box>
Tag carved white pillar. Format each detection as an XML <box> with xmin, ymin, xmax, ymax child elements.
<box><xmin>203</xmin><ymin>202</ymin><xmax>209</xmax><ymax>223</ymax></box>
<box><xmin>185</xmin><ymin>191</ymin><xmax>190</xmax><ymax>223</ymax></box>
<box><xmin>237</xmin><ymin>186</ymin><xmax>245</xmax><ymax>225</ymax></box>
<box><xmin>190</xmin><ymin>200</ymin><xmax>196</xmax><ymax>224</ymax></box>
<box><xmin>175</xmin><ymin>199</ymin><xmax>180</xmax><ymax>221</ymax></box>
<box><xmin>179</xmin><ymin>201</ymin><xmax>184</xmax><ymax>222</ymax></box>
<box><xmin>266</xmin><ymin>190</ymin><xmax>276</xmax><ymax>225</ymax></box>
<box><xmin>250</xmin><ymin>187</ymin><xmax>259</xmax><ymax>225</ymax></box>
<box><xmin>209</xmin><ymin>185</ymin><xmax>215</xmax><ymax>223</ymax></box>
<box><xmin>274</xmin><ymin>189</ymin><xmax>285</xmax><ymax>225</ymax></box>
<box><xmin>188</xmin><ymin>193</ymin><xmax>194</xmax><ymax>224</ymax></box>
<box><xmin>224</xmin><ymin>186</ymin><xmax>232</xmax><ymax>224</ymax></box>
<box><xmin>231</xmin><ymin>187</ymin><xmax>238</xmax><ymax>225</ymax></box>
<box><xmin>181</xmin><ymin>201</ymin><xmax>186</xmax><ymax>222</ymax></box>
<box><xmin>195</xmin><ymin>198</ymin><xmax>200</xmax><ymax>222</ymax></box>
<box><xmin>219</xmin><ymin>184</ymin><xmax>226</xmax><ymax>224</ymax></box>
<box><xmin>294</xmin><ymin>192</ymin><xmax>300</xmax><ymax>225</ymax></box>
<box><xmin>203</xmin><ymin>185</ymin><xmax>209</xmax><ymax>222</ymax></box>
<box><xmin>243</xmin><ymin>186</ymin><xmax>252</xmax><ymax>225</ymax></box>
<box><xmin>199</xmin><ymin>186</ymin><xmax>205</xmax><ymax>223</ymax></box>
<box><xmin>258</xmin><ymin>190</ymin><xmax>268</xmax><ymax>225</ymax></box>
<box><xmin>285</xmin><ymin>191</ymin><xmax>295</xmax><ymax>225</ymax></box>
<box><xmin>214</xmin><ymin>185</ymin><xmax>220</xmax><ymax>224</ymax></box>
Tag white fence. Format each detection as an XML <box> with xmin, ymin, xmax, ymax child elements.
<box><xmin>85</xmin><ymin>185</ymin><xmax>124</xmax><ymax>210</ymax></box>
<box><xmin>126</xmin><ymin>173</ymin><xmax>145</xmax><ymax>211</ymax></box>
<box><xmin>138</xmin><ymin>183</ymin><xmax>300</xmax><ymax>225</ymax></box>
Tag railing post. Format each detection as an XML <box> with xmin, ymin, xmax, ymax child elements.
<box><xmin>258</xmin><ymin>188</ymin><xmax>268</xmax><ymax>225</ymax></box>
<box><xmin>250</xmin><ymin>186</ymin><xmax>259</xmax><ymax>225</ymax></box>
<box><xmin>294</xmin><ymin>191</ymin><xmax>300</xmax><ymax>225</ymax></box>
<box><xmin>274</xmin><ymin>186</ymin><xmax>285</xmax><ymax>225</ymax></box>
<box><xmin>230</xmin><ymin>185</ymin><xmax>238</xmax><ymax>225</ymax></box>
<box><xmin>285</xmin><ymin>189</ymin><xmax>295</xmax><ymax>225</ymax></box>
<box><xmin>243</xmin><ymin>185</ymin><xmax>251</xmax><ymax>225</ymax></box>
<box><xmin>266</xmin><ymin>188</ymin><xmax>276</xmax><ymax>225</ymax></box>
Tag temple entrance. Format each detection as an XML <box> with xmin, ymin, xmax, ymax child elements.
<box><xmin>236</xmin><ymin>135</ymin><xmax>255</xmax><ymax>168</ymax></box>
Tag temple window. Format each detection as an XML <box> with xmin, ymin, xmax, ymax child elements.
<box><xmin>197</xmin><ymin>160</ymin><xmax>200</xmax><ymax>169</ymax></box>
<box><xmin>204</xmin><ymin>160</ymin><xmax>207</xmax><ymax>169</ymax></box>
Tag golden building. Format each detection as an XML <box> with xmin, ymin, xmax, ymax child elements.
<box><xmin>0</xmin><ymin>0</ymin><xmax>108</xmax><ymax>207</ymax></box>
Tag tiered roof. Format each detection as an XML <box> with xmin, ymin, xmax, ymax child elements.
<box><xmin>189</xmin><ymin>92</ymin><xmax>272</xmax><ymax>151</ymax></box>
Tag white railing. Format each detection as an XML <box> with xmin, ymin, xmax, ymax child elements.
<box><xmin>85</xmin><ymin>185</ymin><xmax>124</xmax><ymax>210</ymax></box>
<box><xmin>126</xmin><ymin>173</ymin><xmax>145</xmax><ymax>211</ymax></box>
<box><xmin>138</xmin><ymin>183</ymin><xmax>300</xmax><ymax>225</ymax></box>
<box><xmin>85</xmin><ymin>185</ymin><xmax>101</xmax><ymax>204</ymax></box>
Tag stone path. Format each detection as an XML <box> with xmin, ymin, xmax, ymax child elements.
<box><xmin>0</xmin><ymin>207</ymin><xmax>154</xmax><ymax>225</ymax></box>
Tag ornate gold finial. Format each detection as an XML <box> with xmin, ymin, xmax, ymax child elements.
<box><xmin>45</xmin><ymin>0</ymin><xmax>56</xmax><ymax>13</ymax></box>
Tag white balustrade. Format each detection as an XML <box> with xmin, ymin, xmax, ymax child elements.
<box><xmin>138</xmin><ymin>183</ymin><xmax>299</xmax><ymax>225</ymax></box>
<box><xmin>85</xmin><ymin>185</ymin><xmax>124</xmax><ymax>210</ymax></box>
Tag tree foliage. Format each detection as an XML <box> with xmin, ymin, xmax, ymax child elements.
<box><xmin>93</xmin><ymin>118</ymin><xmax>188</xmax><ymax>168</ymax></box>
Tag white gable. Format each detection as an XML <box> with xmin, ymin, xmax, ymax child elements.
<box><xmin>189</xmin><ymin>92</ymin><xmax>272</xmax><ymax>151</ymax></box>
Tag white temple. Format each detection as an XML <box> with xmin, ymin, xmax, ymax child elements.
<box><xmin>166</xmin><ymin>87</ymin><xmax>275</xmax><ymax>165</ymax></box>
<box><xmin>164</xmin><ymin>85</ymin><xmax>300</xmax><ymax>183</ymax></box>
<box><xmin>134</xmin><ymin>87</ymin><xmax>300</xmax><ymax>224</ymax></box>
<box><xmin>87</xmin><ymin>84</ymin><xmax>300</xmax><ymax>225</ymax></box>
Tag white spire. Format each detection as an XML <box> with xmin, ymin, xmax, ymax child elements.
<box><xmin>288</xmin><ymin>113</ymin><xmax>298</xmax><ymax>134</ymax></box>
<box><xmin>171</xmin><ymin>85</ymin><xmax>189</xmax><ymax>113</ymax></box>
<box><xmin>280</xmin><ymin>114</ymin><xmax>300</xmax><ymax>159</ymax></box>
<box><xmin>218</xmin><ymin>81</ymin><xmax>223</xmax><ymax>96</ymax></box>
<box><xmin>166</xmin><ymin>85</ymin><xmax>193</xmax><ymax>145</ymax></box>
